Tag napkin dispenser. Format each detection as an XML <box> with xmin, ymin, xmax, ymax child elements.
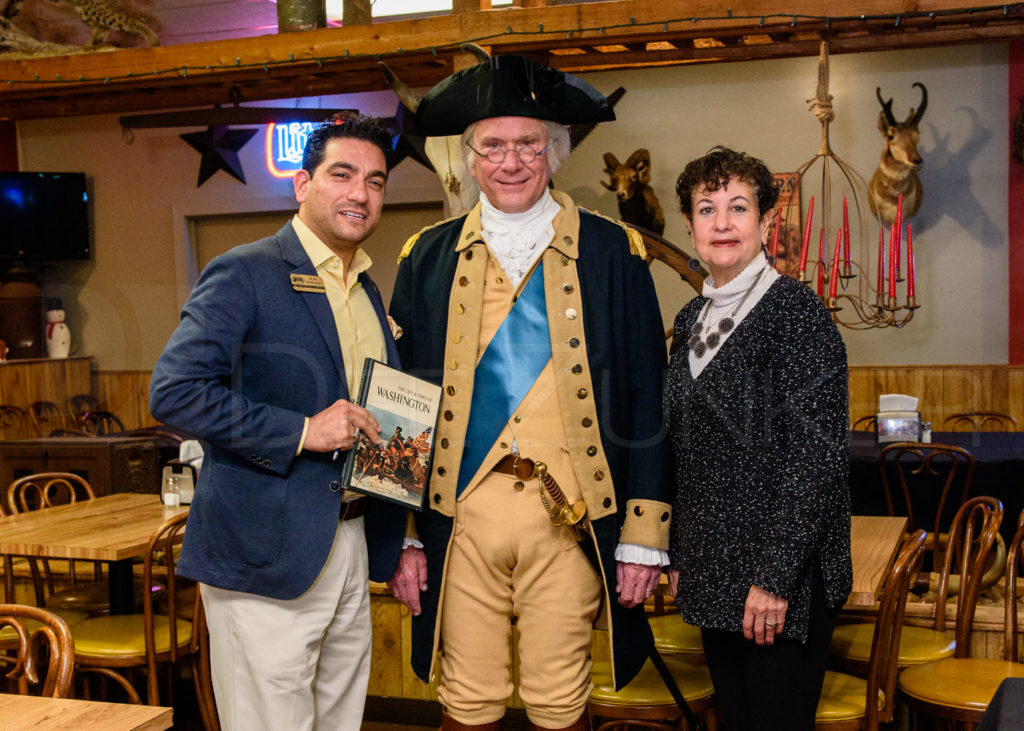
<box><xmin>161</xmin><ymin>459</ymin><xmax>196</xmax><ymax>506</ymax></box>
<box><xmin>876</xmin><ymin>393</ymin><xmax>922</xmax><ymax>444</ymax></box>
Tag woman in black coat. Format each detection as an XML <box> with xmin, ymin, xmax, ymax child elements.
<box><xmin>665</xmin><ymin>147</ymin><xmax>852</xmax><ymax>730</ymax></box>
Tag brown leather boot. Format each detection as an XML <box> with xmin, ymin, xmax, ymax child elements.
<box><xmin>530</xmin><ymin>712</ymin><xmax>591</xmax><ymax>731</ymax></box>
<box><xmin>440</xmin><ymin>712</ymin><xmax>503</xmax><ymax>730</ymax></box>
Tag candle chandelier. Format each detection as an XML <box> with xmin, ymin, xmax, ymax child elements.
<box><xmin>771</xmin><ymin>42</ymin><xmax>918</xmax><ymax>330</ymax></box>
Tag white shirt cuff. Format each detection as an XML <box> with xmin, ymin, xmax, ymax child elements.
<box><xmin>615</xmin><ymin>543</ymin><xmax>669</xmax><ymax>567</ymax></box>
<box><xmin>402</xmin><ymin>537</ymin><xmax>424</xmax><ymax>550</ymax></box>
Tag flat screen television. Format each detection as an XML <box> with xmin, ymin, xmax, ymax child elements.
<box><xmin>0</xmin><ymin>172</ymin><xmax>90</xmax><ymax>262</ymax></box>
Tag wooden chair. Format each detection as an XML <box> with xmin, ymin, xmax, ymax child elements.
<box><xmin>80</xmin><ymin>410</ymin><xmax>126</xmax><ymax>435</ymax></box>
<box><xmin>588</xmin><ymin>649</ymin><xmax>716</xmax><ymax>730</ymax></box>
<box><xmin>898</xmin><ymin>505</ymin><xmax>1024</xmax><ymax>730</ymax></box>
<box><xmin>66</xmin><ymin>394</ymin><xmax>102</xmax><ymax>428</ymax></box>
<box><xmin>851</xmin><ymin>415</ymin><xmax>877</xmax><ymax>432</ymax></box>
<box><xmin>0</xmin><ymin>405</ymin><xmax>32</xmax><ymax>441</ymax></box>
<box><xmin>943</xmin><ymin>412</ymin><xmax>1019</xmax><ymax>432</ymax></box>
<box><xmin>28</xmin><ymin>401</ymin><xmax>66</xmax><ymax>436</ymax></box>
<box><xmin>0</xmin><ymin>603</ymin><xmax>76</xmax><ymax>697</ymax></box>
<box><xmin>190</xmin><ymin>595</ymin><xmax>220</xmax><ymax>731</ymax></box>
<box><xmin>830</xmin><ymin>496</ymin><xmax>1003</xmax><ymax>677</ymax></box>
<box><xmin>6</xmin><ymin>473</ymin><xmax>106</xmax><ymax>610</ymax></box>
<box><xmin>72</xmin><ymin>512</ymin><xmax>196</xmax><ymax>706</ymax></box>
<box><xmin>816</xmin><ymin>530</ymin><xmax>927</xmax><ymax>730</ymax></box>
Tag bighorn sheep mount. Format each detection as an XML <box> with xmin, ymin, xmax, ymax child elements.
<box><xmin>601</xmin><ymin>149</ymin><xmax>665</xmax><ymax>236</ymax></box>
<box><xmin>869</xmin><ymin>83</ymin><xmax>928</xmax><ymax>225</ymax></box>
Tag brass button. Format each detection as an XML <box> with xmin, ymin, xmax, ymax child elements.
<box><xmin>571</xmin><ymin>364</ymin><xmax>583</xmax><ymax>374</ymax></box>
<box><xmin>562</xmin><ymin>283</ymin><xmax>574</xmax><ymax>294</ymax></box>
<box><xmin>456</xmin><ymin>303</ymin><xmax>466</xmax><ymax>315</ymax></box>
<box><xmin>441</xmin><ymin>438</ymin><xmax>450</xmax><ymax>448</ymax></box>
<box><xmin>452</xmin><ymin>334</ymin><xmax>463</xmax><ymax>344</ymax></box>
<box><xmin>661</xmin><ymin>511</ymin><xmax>670</xmax><ymax>522</ymax></box>
<box><xmin>586</xmin><ymin>445</ymin><xmax>598</xmax><ymax>457</ymax></box>
<box><xmin>465</xmin><ymin>231</ymin><xmax>475</xmax><ymax>240</ymax></box>
<box><xmin>513</xmin><ymin>481</ymin><xmax>525</xmax><ymax>492</ymax></box>
<box><xmin>444</xmin><ymin>410</ymin><xmax>454</xmax><ymax>421</ymax></box>
<box><xmin>437</xmin><ymin>467</ymin><xmax>447</xmax><ymax>477</ymax></box>
<box><xmin>465</xmin><ymin>250</ymin><xmax>474</xmax><ymax>260</ymax></box>
<box><xmin>500</xmin><ymin>441</ymin><xmax>508</xmax><ymax>449</ymax></box>
<box><xmin>569</xmin><ymin>338</ymin><xmax>580</xmax><ymax>348</ymax></box>
<box><xmin>563</xmin><ymin>235</ymin><xmax>573</xmax><ymax>246</ymax></box>
<box><xmin>565</xmin><ymin>308</ymin><xmax>578</xmax><ymax>320</ymax></box>
<box><xmin>602</xmin><ymin>497</ymin><xmax>612</xmax><ymax>509</ymax></box>
<box><xmin>577</xmin><ymin>388</ymin><xmax>588</xmax><ymax>399</ymax></box>
<box><xmin>459</xmin><ymin>276</ymin><xmax>469</xmax><ymax>286</ymax></box>
<box><xmin>560</xmin><ymin>256</ymin><xmax>570</xmax><ymax>266</ymax></box>
<box><xmin>449</xmin><ymin>359</ymin><xmax>459</xmax><ymax>370</ymax></box>
<box><xmin>581</xmin><ymin>417</ymin><xmax>592</xmax><ymax>427</ymax></box>
<box><xmin>496</xmin><ymin>276</ymin><xmax>504</xmax><ymax>284</ymax></box>
<box><xmin>633</xmin><ymin>505</ymin><xmax>644</xmax><ymax>516</ymax></box>
<box><xmin>513</xmin><ymin>415</ymin><xmax>522</xmax><ymax>424</ymax></box>
<box><xmin>434</xmin><ymin>493</ymin><xmax>442</xmax><ymax>504</ymax></box>
<box><xmin>594</xmin><ymin>470</ymin><xmax>605</xmax><ymax>481</ymax></box>
<box><xmin>447</xmin><ymin>385</ymin><xmax>457</xmax><ymax>396</ymax></box>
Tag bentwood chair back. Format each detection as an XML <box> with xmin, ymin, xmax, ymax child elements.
<box><xmin>66</xmin><ymin>394</ymin><xmax>102</xmax><ymax>428</ymax></box>
<box><xmin>6</xmin><ymin>473</ymin><xmax>104</xmax><ymax>609</ymax></box>
<box><xmin>898</xmin><ymin>506</ymin><xmax>1024</xmax><ymax>729</ymax></box>
<box><xmin>28</xmin><ymin>401</ymin><xmax>66</xmax><ymax>436</ymax></box>
<box><xmin>943</xmin><ymin>412</ymin><xmax>1018</xmax><ymax>433</ymax></box>
<box><xmin>817</xmin><ymin>530</ymin><xmax>927</xmax><ymax>730</ymax></box>
<box><xmin>851</xmin><ymin>415</ymin><xmax>877</xmax><ymax>432</ymax></box>
<box><xmin>0</xmin><ymin>603</ymin><xmax>75</xmax><ymax>697</ymax></box>
<box><xmin>80</xmin><ymin>410</ymin><xmax>125</xmax><ymax>435</ymax></box>
<box><xmin>0</xmin><ymin>405</ymin><xmax>32</xmax><ymax>441</ymax></box>
<box><xmin>72</xmin><ymin>512</ymin><xmax>195</xmax><ymax>706</ymax></box>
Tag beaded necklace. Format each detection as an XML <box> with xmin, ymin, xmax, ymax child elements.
<box><xmin>687</xmin><ymin>268</ymin><xmax>766</xmax><ymax>358</ymax></box>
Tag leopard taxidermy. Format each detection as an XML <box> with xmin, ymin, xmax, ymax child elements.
<box><xmin>50</xmin><ymin>0</ymin><xmax>159</xmax><ymax>47</ymax></box>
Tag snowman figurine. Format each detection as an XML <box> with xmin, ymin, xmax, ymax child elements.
<box><xmin>45</xmin><ymin>298</ymin><xmax>70</xmax><ymax>359</ymax></box>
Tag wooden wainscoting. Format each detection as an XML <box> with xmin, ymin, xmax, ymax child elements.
<box><xmin>92</xmin><ymin>371</ymin><xmax>159</xmax><ymax>431</ymax></box>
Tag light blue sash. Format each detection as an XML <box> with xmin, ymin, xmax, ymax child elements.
<box><xmin>457</xmin><ymin>262</ymin><xmax>551</xmax><ymax>496</ymax></box>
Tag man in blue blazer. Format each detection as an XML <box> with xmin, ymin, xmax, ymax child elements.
<box><xmin>150</xmin><ymin>114</ymin><xmax>404</xmax><ymax>731</ymax></box>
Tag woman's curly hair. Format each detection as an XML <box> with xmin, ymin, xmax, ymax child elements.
<box><xmin>675</xmin><ymin>146</ymin><xmax>779</xmax><ymax>218</ymax></box>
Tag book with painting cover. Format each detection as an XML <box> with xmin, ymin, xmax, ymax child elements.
<box><xmin>340</xmin><ymin>358</ymin><xmax>441</xmax><ymax>510</ymax></box>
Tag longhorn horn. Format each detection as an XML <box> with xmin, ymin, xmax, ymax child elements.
<box><xmin>459</xmin><ymin>42</ymin><xmax>491</xmax><ymax>62</ymax></box>
<box><xmin>908</xmin><ymin>82</ymin><xmax>928</xmax><ymax>126</ymax></box>
<box><xmin>378</xmin><ymin>61</ymin><xmax>421</xmax><ymax>114</ymax></box>
<box><xmin>876</xmin><ymin>87</ymin><xmax>897</xmax><ymax>126</ymax></box>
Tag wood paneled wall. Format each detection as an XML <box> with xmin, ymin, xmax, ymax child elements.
<box><xmin>8</xmin><ymin>365</ymin><xmax>1022</xmax><ymax>434</ymax></box>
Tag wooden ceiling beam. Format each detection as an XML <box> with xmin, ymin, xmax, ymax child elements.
<box><xmin>0</xmin><ymin>0</ymin><xmax>1021</xmax><ymax>120</ymax></box>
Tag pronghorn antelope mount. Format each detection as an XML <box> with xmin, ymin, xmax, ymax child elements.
<box><xmin>869</xmin><ymin>83</ymin><xmax>928</xmax><ymax>224</ymax></box>
<box><xmin>601</xmin><ymin>149</ymin><xmax>665</xmax><ymax>235</ymax></box>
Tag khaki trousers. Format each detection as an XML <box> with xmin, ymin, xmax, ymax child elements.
<box><xmin>201</xmin><ymin>519</ymin><xmax>371</xmax><ymax>731</ymax></box>
<box><xmin>438</xmin><ymin>473</ymin><xmax>603</xmax><ymax>728</ymax></box>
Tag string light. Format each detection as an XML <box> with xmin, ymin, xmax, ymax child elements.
<box><xmin>0</xmin><ymin>3</ymin><xmax>1019</xmax><ymax>87</ymax></box>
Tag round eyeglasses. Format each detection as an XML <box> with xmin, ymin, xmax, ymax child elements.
<box><xmin>468</xmin><ymin>140</ymin><xmax>556</xmax><ymax>165</ymax></box>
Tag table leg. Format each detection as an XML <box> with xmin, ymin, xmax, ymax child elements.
<box><xmin>108</xmin><ymin>559</ymin><xmax>135</xmax><ymax>614</ymax></box>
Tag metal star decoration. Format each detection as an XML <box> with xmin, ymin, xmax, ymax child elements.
<box><xmin>180</xmin><ymin>125</ymin><xmax>259</xmax><ymax>186</ymax></box>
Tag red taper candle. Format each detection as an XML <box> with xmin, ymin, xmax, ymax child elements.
<box><xmin>895</xmin><ymin>194</ymin><xmax>903</xmax><ymax>278</ymax></box>
<box><xmin>906</xmin><ymin>222</ymin><xmax>915</xmax><ymax>300</ymax></box>
<box><xmin>888</xmin><ymin>222</ymin><xmax>897</xmax><ymax>299</ymax></box>
<box><xmin>798</xmin><ymin>196</ymin><xmax>814</xmax><ymax>278</ymax></box>
<box><xmin>842</xmin><ymin>197</ymin><xmax>851</xmax><ymax>269</ymax></box>
<box><xmin>816</xmin><ymin>227</ymin><xmax>825</xmax><ymax>296</ymax></box>
<box><xmin>829</xmin><ymin>229</ymin><xmax>842</xmax><ymax>299</ymax></box>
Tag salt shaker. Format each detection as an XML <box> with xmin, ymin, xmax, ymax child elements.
<box><xmin>162</xmin><ymin>474</ymin><xmax>181</xmax><ymax>506</ymax></box>
<box><xmin>920</xmin><ymin>421</ymin><xmax>932</xmax><ymax>443</ymax></box>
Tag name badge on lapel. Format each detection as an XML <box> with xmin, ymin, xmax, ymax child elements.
<box><xmin>290</xmin><ymin>274</ymin><xmax>326</xmax><ymax>293</ymax></box>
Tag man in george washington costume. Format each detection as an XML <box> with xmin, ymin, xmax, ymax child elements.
<box><xmin>385</xmin><ymin>55</ymin><xmax>673</xmax><ymax>730</ymax></box>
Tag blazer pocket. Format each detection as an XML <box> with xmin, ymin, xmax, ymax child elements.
<box><xmin>199</xmin><ymin>462</ymin><xmax>286</xmax><ymax>568</ymax></box>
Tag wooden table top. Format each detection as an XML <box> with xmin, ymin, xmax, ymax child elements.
<box><xmin>0</xmin><ymin>693</ymin><xmax>172</xmax><ymax>730</ymax></box>
<box><xmin>0</xmin><ymin>493</ymin><xmax>187</xmax><ymax>562</ymax></box>
<box><xmin>848</xmin><ymin>514</ymin><xmax>908</xmax><ymax>607</ymax></box>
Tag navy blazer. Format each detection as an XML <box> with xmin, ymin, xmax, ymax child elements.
<box><xmin>150</xmin><ymin>222</ymin><xmax>405</xmax><ymax>599</ymax></box>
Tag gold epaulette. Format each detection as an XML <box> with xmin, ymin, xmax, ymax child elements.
<box><xmin>396</xmin><ymin>214</ymin><xmax>463</xmax><ymax>264</ymax></box>
<box><xmin>581</xmin><ymin>208</ymin><xmax>648</xmax><ymax>259</ymax></box>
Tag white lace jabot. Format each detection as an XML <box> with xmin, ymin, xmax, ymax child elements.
<box><xmin>480</xmin><ymin>189</ymin><xmax>561</xmax><ymax>288</ymax></box>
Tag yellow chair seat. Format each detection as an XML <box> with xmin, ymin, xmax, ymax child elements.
<box><xmin>816</xmin><ymin>670</ymin><xmax>884</xmax><ymax>722</ymax></box>
<box><xmin>649</xmin><ymin>614</ymin><xmax>703</xmax><ymax>656</ymax></box>
<box><xmin>590</xmin><ymin>656</ymin><xmax>714</xmax><ymax>707</ymax></box>
<box><xmin>72</xmin><ymin>615</ymin><xmax>193</xmax><ymax>658</ymax></box>
<box><xmin>899</xmin><ymin>658</ymin><xmax>1024</xmax><ymax>711</ymax></box>
<box><xmin>830</xmin><ymin>623</ymin><xmax>955</xmax><ymax>666</ymax></box>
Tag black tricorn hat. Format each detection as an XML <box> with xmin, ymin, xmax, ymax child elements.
<box><xmin>415</xmin><ymin>55</ymin><xmax>616</xmax><ymax>136</ymax></box>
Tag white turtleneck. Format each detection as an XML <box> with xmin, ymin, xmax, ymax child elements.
<box><xmin>480</xmin><ymin>189</ymin><xmax>561</xmax><ymax>288</ymax></box>
<box><xmin>689</xmin><ymin>252</ymin><xmax>780</xmax><ymax>379</ymax></box>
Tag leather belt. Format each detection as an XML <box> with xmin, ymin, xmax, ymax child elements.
<box><xmin>491</xmin><ymin>453</ymin><xmax>538</xmax><ymax>479</ymax></box>
<box><xmin>340</xmin><ymin>499</ymin><xmax>365</xmax><ymax>521</ymax></box>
